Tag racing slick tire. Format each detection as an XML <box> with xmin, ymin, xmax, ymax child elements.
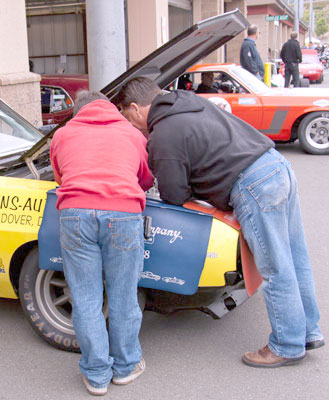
<box><xmin>19</xmin><ymin>247</ymin><xmax>147</xmax><ymax>352</ymax></box>
<box><xmin>298</xmin><ymin>111</ymin><xmax>329</xmax><ymax>155</ymax></box>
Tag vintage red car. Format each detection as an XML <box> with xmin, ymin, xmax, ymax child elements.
<box><xmin>165</xmin><ymin>63</ymin><xmax>329</xmax><ymax>155</ymax></box>
<box><xmin>40</xmin><ymin>74</ymin><xmax>89</xmax><ymax>125</ymax></box>
<box><xmin>279</xmin><ymin>49</ymin><xmax>324</xmax><ymax>84</ymax></box>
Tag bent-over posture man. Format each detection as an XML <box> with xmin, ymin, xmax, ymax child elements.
<box><xmin>50</xmin><ymin>91</ymin><xmax>153</xmax><ymax>395</ymax></box>
<box><xmin>116</xmin><ymin>77</ymin><xmax>324</xmax><ymax>368</ymax></box>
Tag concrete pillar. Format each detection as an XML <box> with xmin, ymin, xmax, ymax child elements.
<box><xmin>193</xmin><ymin>0</ymin><xmax>224</xmax><ymax>63</ymax></box>
<box><xmin>127</xmin><ymin>0</ymin><xmax>169</xmax><ymax>66</ymax></box>
<box><xmin>0</xmin><ymin>0</ymin><xmax>41</xmax><ymax>126</ymax></box>
<box><xmin>281</xmin><ymin>24</ymin><xmax>285</xmax><ymax>46</ymax></box>
<box><xmin>245</xmin><ymin>14</ymin><xmax>268</xmax><ymax>65</ymax></box>
<box><xmin>86</xmin><ymin>0</ymin><xmax>126</xmax><ymax>91</ymax></box>
<box><xmin>278</xmin><ymin>21</ymin><xmax>283</xmax><ymax>57</ymax></box>
<box><xmin>225</xmin><ymin>0</ymin><xmax>247</xmax><ymax>64</ymax></box>
<box><xmin>268</xmin><ymin>22</ymin><xmax>275</xmax><ymax>60</ymax></box>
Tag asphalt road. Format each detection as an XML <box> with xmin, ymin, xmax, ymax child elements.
<box><xmin>1</xmin><ymin>72</ymin><xmax>329</xmax><ymax>400</ymax></box>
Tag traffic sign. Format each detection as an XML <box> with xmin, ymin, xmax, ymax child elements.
<box><xmin>265</xmin><ymin>15</ymin><xmax>289</xmax><ymax>21</ymax></box>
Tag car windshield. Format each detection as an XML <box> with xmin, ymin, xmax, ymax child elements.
<box><xmin>0</xmin><ymin>99</ymin><xmax>42</xmax><ymax>158</ymax></box>
<box><xmin>302</xmin><ymin>54</ymin><xmax>319</xmax><ymax>64</ymax></box>
<box><xmin>231</xmin><ymin>66</ymin><xmax>270</xmax><ymax>93</ymax></box>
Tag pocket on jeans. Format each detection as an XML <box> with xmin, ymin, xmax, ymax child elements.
<box><xmin>247</xmin><ymin>167</ymin><xmax>289</xmax><ymax>211</ymax></box>
<box><xmin>60</xmin><ymin>216</ymin><xmax>81</xmax><ymax>250</ymax></box>
<box><xmin>111</xmin><ymin>217</ymin><xmax>141</xmax><ymax>251</ymax></box>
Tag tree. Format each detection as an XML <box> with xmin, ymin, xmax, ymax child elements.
<box><xmin>316</xmin><ymin>17</ymin><xmax>329</xmax><ymax>36</ymax></box>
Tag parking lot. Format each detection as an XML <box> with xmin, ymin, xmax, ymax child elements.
<box><xmin>1</xmin><ymin>71</ymin><xmax>329</xmax><ymax>400</ymax></box>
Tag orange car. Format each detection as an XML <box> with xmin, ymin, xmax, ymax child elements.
<box><xmin>167</xmin><ymin>64</ymin><xmax>329</xmax><ymax>155</ymax></box>
<box><xmin>100</xmin><ymin>10</ymin><xmax>328</xmax><ymax>155</ymax></box>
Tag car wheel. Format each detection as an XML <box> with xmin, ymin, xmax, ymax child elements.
<box><xmin>19</xmin><ymin>247</ymin><xmax>81</xmax><ymax>352</ymax></box>
<box><xmin>298</xmin><ymin>112</ymin><xmax>329</xmax><ymax>155</ymax></box>
<box><xmin>316</xmin><ymin>73</ymin><xmax>324</xmax><ymax>84</ymax></box>
<box><xmin>300</xmin><ymin>78</ymin><xmax>309</xmax><ymax>87</ymax></box>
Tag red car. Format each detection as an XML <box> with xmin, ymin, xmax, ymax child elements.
<box><xmin>41</xmin><ymin>74</ymin><xmax>89</xmax><ymax>125</ymax></box>
<box><xmin>280</xmin><ymin>49</ymin><xmax>324</xmax><ymax>84</ymax></box>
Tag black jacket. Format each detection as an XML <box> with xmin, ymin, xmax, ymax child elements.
<box><xmin>280</xmin><ymin>39</ymin><xmax>302</xmax><ymax>64</ymax></box>
<box><xmin>195</xmin><ymin>83</ymin><xmax>218</xmax><ymax>94</ymax></box>
<box><xmin>240</xmin><ymin>38</ymin><xmax>265</xmax><ymax>78</ymax></box>
<box><xmin>147</xmin><ymin>91</ymin><xmax>274</xmax><ymax>211</ymax></box>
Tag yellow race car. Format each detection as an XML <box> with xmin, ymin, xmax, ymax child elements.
<box><xmin>0</xmin><ymin>10</ymin><xmax>261</xmax><ymax>352</ymax></box>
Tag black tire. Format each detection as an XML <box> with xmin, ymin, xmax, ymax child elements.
<box><xmin>316</xmin><ymin>73</ymin><xmax>324</xmax><ymax>84</ymax></box>
<box><xmin>19</xmin><ymin>247</ymin><xmax>146</xmax><ymax>352</ymax></box>
<box><xmin>300</xmin><ymin>78</ymin><xmax>309</xmax><ymax>87</ymax></box>
<box><xmin>298</xmin><ymin>111</ymin><xmax>329</xmax><ymax>155</ymax></box>
<box><xmin>19</xmin><ymin>247</ymin><xmax>80</xmax><ymax>352</ymax></box>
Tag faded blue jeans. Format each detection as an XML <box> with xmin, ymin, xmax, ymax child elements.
<box><xmin>60</xmin><ymin>208</ymin><xmax>144</xmax><ymax>389</ymax></box>
<box><xmin>230</xmin><ymin>148</ymin><xmax>323</xmax><ymax>358</ymax></box>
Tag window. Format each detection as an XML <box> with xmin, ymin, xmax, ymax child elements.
<box><xmin>41</xmin><ymin>86</ymin><xmax>73</xmax><ymax>114</ymax></box>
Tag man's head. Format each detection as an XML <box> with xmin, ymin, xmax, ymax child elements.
<box><xmin>247</xmin><ymin>25</ymin><xmax>259</xmax><ymax>40</ymax></box>
<box><xmin>291</xmin><ymin>32</ymin><xmax>298</xmax><ymax>40</ymax></box>
<box><xmin>201</xmin><ymin>72</ymin><xmax>215</xmax><ymax>88</ymax></box>
<box><xmin>116</xmin><ymin>77</ymin><xmax>162</xmax><ymax>135</ymax></box>
<box><xmin>73</xmin><ymin>90</ymin><xmax>109</xmax><ymax>116</ymax></box>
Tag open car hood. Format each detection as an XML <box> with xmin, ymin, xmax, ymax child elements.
<box><xmin>22</xmin><ymin>9</ymin><xmax>248</xmax><ymax>162</ymax></box>
<box><xmin>102</xmin><ymin>9</ymin><xmax>248</xmax><ymax>99</ymax></box>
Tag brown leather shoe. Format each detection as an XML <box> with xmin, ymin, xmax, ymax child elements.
<box><xmin>242</xmin><ymin>345</ymin><xmax>305</xmax><ymax>368</ymax></box>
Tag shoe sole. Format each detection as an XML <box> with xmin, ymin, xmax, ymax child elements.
<box><xmin>112</xmin><ymin>368</ymin><xmax>145</xmax><ymax>385</ymax></box>
<box><xmin>112</xmin><ymin>359</ymin><xmax>146</xmax><ymax>385</ymax></box>
<box><xmin>305</xmin><ymin>339</ymin><xmax>325</xmax><ymax>351</ymax></box>
<box><xmin>242</xmin><ymin>354</ymin><xmax>305</xmax><ymax>368</ymax></box>
<box><xmin>82</xmin><ymin>376</ymin><xmax>108</xmax><ymax>396</ymax></box>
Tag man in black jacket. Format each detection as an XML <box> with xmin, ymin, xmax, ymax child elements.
<box><xmin>195</xmin><ymin>72</ymin><xmax>218</xmax><ymax>94</ymax></box>
<box><xmin>280</xmin><ymin>32</ymin><xmax>302</xmax><ymax>88</ymax></box>
<box><xmin>116</xmin><ymin>77</ymin><xmax>324</xmax><ymax>369</ymax></box>
<box><xmin>240</xmin><ymin>25</ymin><xmax>265</xmax><ymax>79</ymax></box>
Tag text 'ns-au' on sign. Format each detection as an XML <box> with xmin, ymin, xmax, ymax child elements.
<box><xmin>265</xmin><ymin>15</ymin><xmax>289</xmax><ymax>21</ymax></box>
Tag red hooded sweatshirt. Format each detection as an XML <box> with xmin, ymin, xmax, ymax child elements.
<box><xmin>50</xmin><ymin>100</ymin><xmax>154</xmax><ymax>212</ymax></box>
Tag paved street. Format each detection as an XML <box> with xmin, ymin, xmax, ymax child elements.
<box><xmin>1</xmin><ymin>72</ymin><xmax>329</xmax><ymax>400</ymax></box>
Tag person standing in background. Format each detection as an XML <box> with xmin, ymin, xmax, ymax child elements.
<box><xmin>240</xmin><ymin>25</ymin><xmax>265</xmax><ymax>80</ymax></box>
<box><xmin>280</xmin><ymin>32</ymin><xmax>302</xmax><ymax>88</ymax></box>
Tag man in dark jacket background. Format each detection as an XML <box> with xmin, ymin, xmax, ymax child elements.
<box><xmin>116</xmin><ymin>76</ymin><xmax>324</xmax><ymax>369</ymax></box>
<box><xmin>280</xmin><ymin>32</ymin><xmax>302</xmax><ymax>88</ymax></box>
<box><xmin>240</xmin><ymin>24</ymin><xmax>265</xmax><ymax>79</ymax></box>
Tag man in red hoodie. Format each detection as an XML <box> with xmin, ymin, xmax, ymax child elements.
<box><xmin>50</xmin><ymin>91</ymin><xmax>153</xmax><ymax>396</ymax></box>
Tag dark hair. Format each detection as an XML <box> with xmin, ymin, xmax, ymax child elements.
<box><xmin>73</xmin><ymin>90</ymin><xmax>109</xmax><ymax>116</ymax></box>
<box><xmin>291</xmin><ymin>32</ymin><xmax>298</xmax><ymax>40</ymax></box>
<box><xmin>115</xmin><ymin>77</ymin><xmax>162</xmax><ymax>108</ymax></box>
<box><xmin>201</xmin><ymin>71</ymin><xmax>214</xmax><ymax>79</ymax></box>
<box><xmin>247</xmin><ymin>25</ymin><xmax>258</xmax><ymax>36</ymax></box>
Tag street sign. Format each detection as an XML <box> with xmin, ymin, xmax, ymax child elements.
<box><xmin>265</xmin><ymin>15</ymin><xmax>289</xmax><ymax>21</ymax></box>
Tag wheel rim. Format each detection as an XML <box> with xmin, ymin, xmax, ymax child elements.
<box><xmin>35</xmin><ymin>270</ymin><xmax>108</xmax><ymax>336</ymax></box>
<box><xmin>304</xmin><ymin>117</ymin><xmax>329</xmax><ymax>149</ymax></box>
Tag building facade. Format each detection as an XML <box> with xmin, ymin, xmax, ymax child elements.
<box><xmin>0</xmin><ymin>0</ymin><xmax>309</xmax><ymax>124</ymax></box>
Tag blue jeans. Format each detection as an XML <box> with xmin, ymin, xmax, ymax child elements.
<box><xmin>60</xmin><ymin>208</ymin><xmax>144</xmax><ymax>388</ymax></box>
<box><xmin>230</xmin><ymin>148</ymin><xmax>322</xmax><ymax>358</ymax></box>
